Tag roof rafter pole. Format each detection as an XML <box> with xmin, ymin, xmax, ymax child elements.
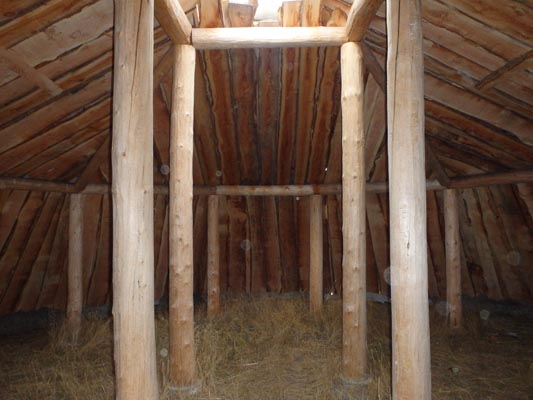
<box><xmin>340</xmin><ymin>41</ymin><xmax>368</xmax><ymax>383</ymax></box>
<box><xmin>425</xmin><ymin>141</ymin><xmax>451</xmax><ymax>187</ymax></box>
<box><xmin>112</xmin><ymin>0</ymin><xmax>159</xmax><ymax>398</ymax></box>
<box><xmin>155</xmin><ymin>0</ymin><xmax>192</xmax><ymax>44</ymax></box>
<box><xmin>191</xmin><ymin>27</ymin><xmax>348</xmax><ymax>49</ymax></box>
<box><xmin>387</xmin><ymin>0</ymin><xmax>432</xmax><ymax>398</ymax></box>
<box><xmin>169</xmin><ymin>44</ymin><xmax>198</xmax><ymax>390</ymax></box>
<box><xmin>345</xmin><ymin>0</ymin><xmax>384</xmax><ymax>41</ymax></box>
<box><xmin>361</xmin><ymin>42</ymin><xmax>385</xmax><ymax>92</ymax></box>
<box><xmin>0</xmin><ymin>47</ymin><xmax>63</xmax><ymax>96</ymax></box>
<box><xmin>444</xmin><ymin>189</ymin><xmax>462</xmax><ymax>329</ymax></box>
<box><xmin>73</xmin><ymin>135</ymin><xmax>110</xmax><ymax>192</ymax></box>
<box><xmin>65</xmin><ymin>193</ymin><xmax>83</xmax><ymax>344</ymax></box>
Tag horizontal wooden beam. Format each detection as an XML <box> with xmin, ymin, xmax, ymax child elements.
<box><xmin>155</xmin><ymin>0</ymin><xmax>192</xmax><ymax>44</ymax></box>
<box><xmin>0</xmin><ymin>178</ymin><xmax>443</xmax><ymax>195</ymax></box>
<box><xmin>195</xmin><ymin>184</ymin><xmax>342</xmax><ymax>196</ymax></box>
<box><xmin>345</xmin><ymin>0</ymin><xmax>383</xmax><ymax>41</ymax></box>
<box><xmin>0</xmin><ymin>178</ymin><xmax>74</xmax><ymax>193</ymax></box>
<box><xmin>448</xmin><ymin>168</ymin><xmax>533</xmax><ymax>189</ymax></box>
<box><xmin>3</xmin><ymin>170</ymin><xmax>532</xmax><ymax>195</ymax></box>
<box><xmin>191</xmin><ymin>27</ymin><xmax>348</xmax><ymax>49</ymax></box>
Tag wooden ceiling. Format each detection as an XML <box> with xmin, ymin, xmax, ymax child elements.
<box><xmin>0</xmin><ymin>0</ymin><xmax>531</xmax><ymax>186</ymax></box>
<box><xmin>0</xmin><ymin>0</ymin><xmax>532</xmax><ymax>314</ymax></box>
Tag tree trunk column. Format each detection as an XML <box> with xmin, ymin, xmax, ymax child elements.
<box><xmin>444</xmin><ymin>189</ymin><xmax>462</xmax><ymax>328</ymax></box>
<box><xmin>66</xmin><ymin>193</ymin><xmax>83</xmax><ymax>343</ymax></box>
<box><xmin>111</xmin><ymin>0</ymin><xmax>159</xmax><ymax>398</ymax></box>
<box><xmin>340</xmin><ymin>41</ymin><xmax>367</xmax><ymax>382</ymax></box>
<box><xmin>169</xmin><ymin>44</ymin><xmax>197</xmax><ymax>389</ymax></box>
<box><xmin>207</xmin><ymin>195</ymin><xmax>220</xmax><ymax>318</ymax></box>
<box><xmin>309</xmin><ymin>195</ymin><xmax>323</xmax><ymax>313</ymax></box>
<box><xmin>387</xmin><ymin>0</ymin><xmax>432</xmax><ymax>398</ymax></box>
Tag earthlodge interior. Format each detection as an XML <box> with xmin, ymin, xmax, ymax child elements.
<box><xmin>0</xmin><ymin>0</ymin><xmax>532</xmax><ymax>399</ymax></box>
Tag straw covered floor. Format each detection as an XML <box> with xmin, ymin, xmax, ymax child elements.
<box><xmin>1</xmin><ymin>295</ymin><xmax>532</xmax><ymax>399</ymax></box>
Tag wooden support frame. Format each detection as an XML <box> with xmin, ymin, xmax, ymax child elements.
<box><xmin>4</xmin><ymin>167</ymin><xmax>532</xmax><ymax>196</ymax></box>
<box><xmin>426</xmin><ymin>141</ymin><xmax>451</xmax><ymax>187</ymax></box>
<box><xmin>340</xmin><ymin>41</ymin><xmax>367</xmax><ymax>383</ymax></box>
<box><xmin>0</xmin><ymin>179</ymin><xmax>441</xmax><ymax>194</ymax></box>
<box><xmin>361</xmin><ymin>42</ymin><xmax>386</xmax><ymax>93</ymax></box>
<box><xmin>73</xmin><ymin>136</ymin><xmax>110</xmax><ymax>192</ymax></box>
<box><xmin>309</xmin><ymin>195</ymin><xmax>323</xmax><ymax>313</ymax></box>
<box><xmin>0</xmin><ymin>47</ymin><xmax>62</xmax><ymax>96</ymax></box>
<box><xmin>345</xmin><ymin>0</ymin><xmax>384</xmax><ymax>41</ymax></box>
<box><xmin>448</xmin><ymin>168</ymin><xmax>533</xmax><ymax>189</ymax></box>
<box><xmin>66</xmin><ymin>193</ymin><xmax>83</xmax><ymax>343</ymax></box>
<box><xmin>192</xmin><ymin>27</ymin><xmax>347</xmax><ymax>49</ymax></box>
<box><xmin>169</xmin><ymin>44</ymin><xmax>197</xmax><ymax>389</ymax></box>
<box><xmin>155</xmin><ymin>0</ymin><xmax>192</xmax><ymax>44</ymax></box>
<box><xmin>444</xmin><ymin>189</ymin><xmax>462</xmax><ymax>328</ymax></box>
<box><xmin>112</xmin><ymin>0</ymin><xmax>159</xmax><ymax>398</ymax></box>
<box><xmin>387</xmin><ymin>0</ymin><xmax>431</xmax><ymax>398</ymax></box>
<box><xmin>207</xmin><ymin>195</ymin><xmax>220</xmax><ymax>318</ymax></box>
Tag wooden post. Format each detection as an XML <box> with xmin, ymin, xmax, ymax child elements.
<box><xmin>66</xmin><ymin>193</ymin><xmax>83</xmax><ymax>343</ymax></box>
<box><xmin>112</xmin><ymin>0</ymin><xmax>159</xmax><ymax>398</ymax></box>
<box><xmin>387</xmin><ymin>0</ymin><xmax>432</xmax><ymax>398</ymax></box>
<box><xmin>444</xmin><ymin>189</ymin><xmax>462</xmax><ymax>328</ymax></box>
<box><xmin>207</xmin><ymin>195</ymin><xmax>220</xmax><ymax>318</ymax></box>
<box><xmin>340</xmin><ymin>41</ymin><xmax>367</xmax><ymax>382</ymax></box>
<box><xmin>169</xmin><ymin>44</ymin><xmax>197</xmax><ymax>389</ymax></box>
<box><xmin>309</xmin><ymin>195</ymin><xmax>323</xmax><ymax>313</ymax></box>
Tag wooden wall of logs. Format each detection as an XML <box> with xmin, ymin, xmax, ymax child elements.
<box><xmin>1</xmin><ymin>0</ymin><xmax>532</xmax><ymax>396</ymax></box>
<box><xmin>0</xmin><ymin>0</ymin><xmax>533</xmax><ymax>314</ymax></box>
<box><xmin>1</xmin><ymin>180</ymin><xmax>531</xmax><ymax>317</ymax></box>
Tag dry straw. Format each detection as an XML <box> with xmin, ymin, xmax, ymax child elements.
<box><xmin>1</xmin><ymin>295</ymin><xmax>531</xmax><ymax>399</ymax></box>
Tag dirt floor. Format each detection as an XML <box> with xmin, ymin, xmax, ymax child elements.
<box><xmin>0</xmin><ymin>295</ymin><xmax>532</xmax><ymax>399</ymax></box>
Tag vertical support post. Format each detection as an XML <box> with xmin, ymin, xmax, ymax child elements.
<box><xmin>111</xmin><ymin>0</ymin><xmax>159</xmax><ymax>398</ymax></box>
<box><xmin>309</xmin><ymin>194</ymin><xmax>323</xmax><ymax>313</ymax></box>
<box><xmin>444</xmin><ymin>189</ymin><xmax>462</xmax><ymax>328</ymax></box>
<box><xmin>387</xmin><ymin>0</ymin><xmax>432</xmax><ymax>398</ymax></box>
<box><xmin>66</xmin><ymin>193</ymin><xmax>83</xmax><ymax>343</ymax></box>
<box><xmin>341</xmin><ymin>41</ymin><xmax>367</xmax><ymax>383</ymax></box>
<box><xmin>207</xmin><ymin>195</ymin><xmax>220</xmax><ymax>318</ymax></box>
<box><xmin>169</xmin><ymin>44</ymin><xmax>197</xmax><ymax>389</ymax></box>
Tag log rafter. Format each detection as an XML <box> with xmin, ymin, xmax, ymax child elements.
<box><xmin>155</xmin><ymin>0</ymin><xmax>192</xmax><ymax>44</ymax></box>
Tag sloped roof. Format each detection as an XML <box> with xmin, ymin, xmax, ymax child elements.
<box><xmin>0</xmin><ymin>0</ymin><xmax>531</xmax><ymax>315</ymax></box>
<box><xmin>0</xmin><ymin>0</ymin><xmax>531</xmax><ymax>185</ymax></box>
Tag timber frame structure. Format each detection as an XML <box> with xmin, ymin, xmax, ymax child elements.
<box><xmin>0</xmin><ymin>0</ymin><xmax>532</xmax><ymax>399</ymax></box>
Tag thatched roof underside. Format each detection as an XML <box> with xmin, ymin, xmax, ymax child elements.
<box><xmin>0</xmin><ymin>0</ymin><xmax>532</xmax><ymax>315</ymax></box>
